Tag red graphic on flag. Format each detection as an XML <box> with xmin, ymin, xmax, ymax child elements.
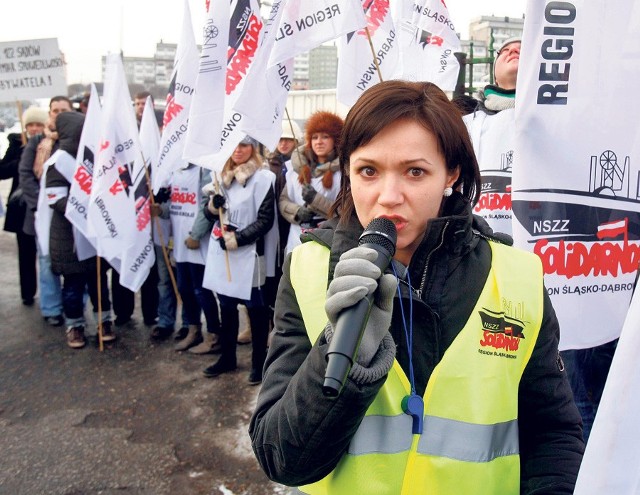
<box><xmin>597</xmin><ymin>218</ymin><xmax>628</xmax><ymax>240</ymax></box>
<box><xmin>226</xmin><ymin>13</ymin><xmax>262</xmax><ymax>95</ymax></box>
<box><xmin>74</xmin><ymin>167</ymin><xmax>92</xmax><ymax>195</ymax></box>
<box><xmin>163</xmin><ymin>94</ymin><xmax>183</xmax><ymax>128</ymax></box>
<box><xmin>358</xmin><ymin>0</ymin><xmax>389</xmax><ymax>38</ymax></box>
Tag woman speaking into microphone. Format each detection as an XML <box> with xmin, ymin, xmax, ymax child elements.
<box><xmin>250</xmin><ymin>80</ymin><xmax>583</xmax><ymax>494</ymax></box>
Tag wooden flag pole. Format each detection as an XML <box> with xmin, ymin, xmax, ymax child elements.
<box><xmin>142</xmin><ymin>155</ymin><xmax>182</xmax><ymax>305</ymax></box>
<box><xmin>214</xmin><ymin>172</ymin><xmax>232</xmax><ymax>282</ymax></box>
<box><xmin>97</xmin><ymin>256</ymin><xmax>104</xmax><ymax>352</ymax></box>
<box><xmin>16</xmin><ymin>100</ymin><xmax>26</xmax><ymax>145</ymax></box>
<box><xmin>365</xmin><ymin>26</ymin><xmax>384</xmax><ymax>83</ymax></box>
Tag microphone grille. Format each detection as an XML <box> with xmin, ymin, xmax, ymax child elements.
<box><xmin>359</xmin><ymin>217</ymin><xmax>397</xmax><ymax>256</ymax></box>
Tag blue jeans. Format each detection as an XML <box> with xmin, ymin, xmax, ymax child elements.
<box><xmin>156</xmin><ymin>245</ymin><xmax>177</xmax><ymax>328</ymax></box>
<box><xmin>561</xmin><ymin>339</ymin><xmax>618</xmax><ymax>443</ymax></box>
<box><xmin>62</xmin><ymin>267</ymin><xmax>112</xmax><ymax>328</ymax></box>
<box><xmin>38</xmin><ymin>252</ymin><xmax>63</xmax><ymax>317</ymax></box>
<box><xmin>175</xmin><ymin>262</ymin><xmax>219</xmax><ymax>332</ymax></box>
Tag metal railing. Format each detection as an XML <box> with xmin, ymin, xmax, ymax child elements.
<box><xmin>454</xmin><ymin>31</ymin><xmax>497</xmax><ymax>98</ymax></box>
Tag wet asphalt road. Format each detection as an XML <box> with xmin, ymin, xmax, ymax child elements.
<box><xmin>0</xmin><ymin>187</ymin><xmax>287</xmax><ymax>494</ymax></box>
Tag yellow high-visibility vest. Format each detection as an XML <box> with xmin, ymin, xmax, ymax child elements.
<box><xmin>289</xmin><ymin>240</ymin><xmax>544</xmax><ymax>495</ymax></box>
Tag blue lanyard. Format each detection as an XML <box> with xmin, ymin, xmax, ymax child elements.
<box><xmin>392</xmin><ymin>263</ymin><xmax>424</xmax><ymax>434</ymax></box>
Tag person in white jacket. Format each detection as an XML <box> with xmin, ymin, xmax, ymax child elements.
<box><xmin>201</xmin><ymin>136</ymin><xmax>277</xmax><ymax>385</ymax></box>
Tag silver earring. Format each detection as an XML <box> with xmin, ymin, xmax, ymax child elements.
<box><xmin>443</xmin><ymin>187</ymin><xmax>453</xmax><ymax>197</ymax></box>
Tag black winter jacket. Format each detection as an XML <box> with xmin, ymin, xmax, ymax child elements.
<box><xmin>0</xmin><ymin>133</ymin><xmax>26</xmax><ymax>233</ymax></box>
<box><xmin>46</xmin><ymin>163</ymin><xmax>95</xmax><ymax>276</ymax></box>
<box><xmin>17</xmin><ymin>134</ymin><xmax>45</xmax><ymax>236</ymax></box>
<box><xmin>46</xmin><ymin>112</ymin><xmax>93</xmax><ymax>276</ymax></box>
<box><xmin>0</xmin><ymin>133</ymin><xmax>23</xmax><ymax>196</ymax></box>
<box><xmin>250</xmin><ymin>192</ymin><xmax>584</xmax><ymax>494</ymax></box>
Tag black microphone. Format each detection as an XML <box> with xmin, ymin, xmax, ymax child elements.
<box><xmin>323</xmin><ymin>217</ymin><xmax>397</xmax><ymax>397</ymax></box>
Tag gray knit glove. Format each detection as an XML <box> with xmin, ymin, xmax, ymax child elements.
<box><xmin>295</xmin><ymin>206</ymin><xmax>315</xmax><ymax>223</ymax></box>
<box><xmin>325</xmin><ymin>246</ymin><xmax>397</xmax><ymax>367</ymax></box>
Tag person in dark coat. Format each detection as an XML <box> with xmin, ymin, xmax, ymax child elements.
<box><xmin>45</xmin><ymin>111</ymin><xmax>114</xmax><ymax>349</ymax></box>
<box><xmin>260</xmin><ymin>119</ymin><xmax>304</xmax><ymax>343</ymax></box>
<box><xmin>18</xmin><ymin>96</ymin><xmax>72</xmax><ymax>326</ymax></box>
<box><xmin>0</xmin><ymin>106</ymin><xmax>47</xmax><ymax>305</ymax></box>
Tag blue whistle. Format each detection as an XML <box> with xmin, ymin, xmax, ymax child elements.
<box><xmin>401</xmin><ymin>394</ymin><xmax>424</xmax><ymax>435</ymax></box>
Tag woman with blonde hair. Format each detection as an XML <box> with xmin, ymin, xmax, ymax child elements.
<box><xmin>202</xmin><ymin>136</ymin><xmax>277</xmax><ymax>385</ymax></box>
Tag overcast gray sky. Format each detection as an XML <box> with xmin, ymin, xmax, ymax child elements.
<box><xmin>2</xmin><ymin>0</ymin><xmax>526</xmax><ymax>85</ymax></box>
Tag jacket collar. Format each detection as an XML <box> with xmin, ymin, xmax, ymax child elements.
<box><xmin>302</xmin><ymin>192</ymin><xmax>498</xmax><ymax>282</ymax></box>
<box><xmin>290</xmin><ymin>144</ymin><xmax>340</xmax><ymax>176</ymax></box>
<box><xmin>221</xmin><ymin>158</ymin><xmax>261</xmax><ymax>187</ymax></box>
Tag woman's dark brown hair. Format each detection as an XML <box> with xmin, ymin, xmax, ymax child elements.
<box><xmin>332</xmin><ymin>80</ymin><xmax>481</xmax><ymax>224</ymax></box>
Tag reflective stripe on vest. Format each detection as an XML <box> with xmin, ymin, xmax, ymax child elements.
<box><xmin>289</xmin><ymin>240</ymin><xmax>543</xmax><ymax>495</ymax></box>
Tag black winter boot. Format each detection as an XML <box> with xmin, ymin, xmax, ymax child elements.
<box><xmin>248</xmin><ymin>306</ymin><xmax>269</xmax><ymax>385</ymax></box>
<box><xmin>203</xmin><ymin>306</ymin><xmax>238</xmax><ymax>378</ymax></box>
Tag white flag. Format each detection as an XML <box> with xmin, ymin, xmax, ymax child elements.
<box><xmin>574</xmin><ymin>289</ymin><xmax>640</xmax><ymax>494</ymax></box>
<box><xmin>512</xmin><ymin>0</ymin><xmax>640</xmax><ymax>350</ymax></box>
<box><xmin>410</xmin><ymin>0</ymin><xmax>460</xmax><ymax>49</ymax></box>
<box><xmin>50</xmin><ymin>133</ymin><xmax>96</xmax><ymax>263</ymax></box>
<box><xmin>35</xmin><ymin>151</ymin><xmax>67</xmax><ymax>255</ymax></box>
<box><xmin>119</xmin><ymin>97</ymin><xmax>157</xmax><ymax>292</ymax></box>
<box><xmin>182</xmin><ymin>0</ymin><xmax>231</xmax><ymax>165</ymax></box>
<box><xmin>185</xmin><ymin>0</ymin><xmax>264</xmax><ymax>172</ymax></box>
<box><xmin>267</xmin><ymin>0</ymin><xmax>367</xmax><ymax>68</ymax></box>
<box><xmin>337</xmin><ymin>0</ymin><xmax>399</xmax><ymax>107</ymax></box>
<box><xmin>154</xmin><ymin>0</ymin><xmax>200</xmax><ymax>193</ymax></box>
<box><xmin>393</xmin><ymin>0</ymin><xmax>460</xmax><ymax>91</ymax></box>
<box><xmin>235</xmin><ymin>0</ymin><xmax>293</xmax><ymax>151</ymax></box>
<box><xmin>87</xmin><ymin>53</ymin><xmax>140</xmax><ymax>265</ymax></box>
<box><xmin>65</xmin><ymin>83</ymin><xmax>101</xmax><ymax>241</ymax></box>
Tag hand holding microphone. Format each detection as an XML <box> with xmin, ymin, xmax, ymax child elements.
<box><xmin>323</xmin><ymin>218</ymin><xmax>397</xmax><ymax>397</ymax></box>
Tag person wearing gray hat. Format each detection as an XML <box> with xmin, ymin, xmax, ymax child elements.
<box><xmin>201</xmin><ymin>138</ymin><xmax>276</xmax><ymax>385</ymax></box>
<box><xmin>463</xmin><ymin>35</ymin><xmax>616</xmax><ymax>443</ymax></box>
<box><xmin>494</xmin><ymin>37</ymin><xmax>521</xmax><ymax>90</ymax></box>
<box><xmin>461</xmin><ymin>37</ymin><xmax>521</xmax><ymax>237</ymax></box>
<box><xmin>239</xmin><ymin>135</ymin><xmax>259</xmax><ymax>148</ymax></box>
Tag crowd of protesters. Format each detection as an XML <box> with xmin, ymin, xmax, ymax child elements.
<box><xmin>0</xmin><ymin>93</ymin><xmax>343</xmax><ymax>387</ymax></box>
<box><xmin>0</xmin><ymin>42</ymin><xmax>617</xmax><ymax>449</ymax></box>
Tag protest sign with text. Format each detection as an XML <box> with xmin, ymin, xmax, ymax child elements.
<box><xmin>0</xmin><ymin>38</ymin><xmax>67</xmax><ymax>102</ymax></box>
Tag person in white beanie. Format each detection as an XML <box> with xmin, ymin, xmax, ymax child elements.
<box><xmin>463</xmin><ymin>36</ymin><xmax>616</xmax><ymax>443</ymax></box>
<box><xmin>0</xmin><ymin>105</ymin><xmax>48</xmax><ymax>306</ymax></box>
<box><xmin>21</xmin><ymin>106</ymin><xmax>48</xmax><ymax>135</ymax></box>
<box><xmin>462</xmin><ymin>37</ymin><xmax>521</xmax><ymax>237</ymax></box>
<box><xmin>18</xmin><ymin>95</ymin><xmax>72</xmax><ymax>327</ymax></box>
